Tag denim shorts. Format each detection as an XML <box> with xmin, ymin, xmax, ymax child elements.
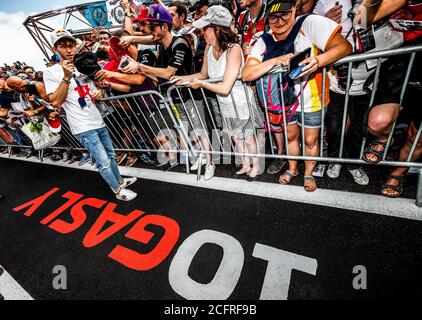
<box><xmin>287</xmin><ymin>109</ymin><xmax>323</xmax><ymax>128</ymax></box>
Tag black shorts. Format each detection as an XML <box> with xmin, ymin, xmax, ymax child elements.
<box><xmin>372</xmin><ymin>55</ymin><xmax>408</xmax><ymax>106</ymax></box>
<box><xmin>372</xmin><ymin>38</ymin><xmax>422</xmax><ymax>107</ymax></box>
<box><xmin>401</xmin><ymin>83</ymin><xmax>422</xmax><ymax>129</ymax></box>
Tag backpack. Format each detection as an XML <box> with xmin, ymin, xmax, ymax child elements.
<box><xmin>256</xmin><ymin>15</ymin><xmax>310</xmax><ymax>127</ymax></box>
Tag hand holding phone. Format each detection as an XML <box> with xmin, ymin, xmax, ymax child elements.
<box><xmin>288</xmin><ymin>47</ymin><xmax>311</xmax><ymax>79</ymax></box>
<box><xmin>289</xmin><ymin>47</ymin><xmax>312</xmax><ymax>71</ymax></box>
<box><xmin>118</xmin><ymin>55</ymin><xmax>130</xmax><ymax>72</ymax></box>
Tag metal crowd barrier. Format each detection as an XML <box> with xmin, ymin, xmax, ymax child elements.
<box><xmin>0</xmin><ymin>111</ymin><xmax>84</xmax><ymax>160</ymax></box>
<box><xmin>1</xmin><ymin>45</ymin><xmax>421</xmax><ymax>206</ymax></box>
<box><xmin>164</xmin><ymin>44</ymin><xmax>422</xmax><ymax>206</ymax></box>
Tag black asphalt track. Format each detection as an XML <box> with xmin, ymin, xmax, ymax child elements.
<box><xmin>0</xmin><ymin>158</ymin><xmax>422</xmax><ymax>300</ymax></box>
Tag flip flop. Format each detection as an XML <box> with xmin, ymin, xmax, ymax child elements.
<box><xmin>279</xmin><ymin>170</ymin><xmax>299</xmax><ymax>185</ymax></box>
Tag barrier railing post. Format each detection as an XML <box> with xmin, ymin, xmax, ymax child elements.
<box><xmin>197</xmin><ymin>152</ymin><xmax>203</xmax><ymax>181</ymax></box>
<box><xmin>416</xmin><ymin>169</ymin><xmax>422</xmax><ymax>207</ymax></box>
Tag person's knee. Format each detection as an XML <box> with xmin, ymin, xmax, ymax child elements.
<box><xmin>287</xmin><ymin>130</ymin><xmax>300</xmax><ymax>143</ymax></box>
<box><xmin>98</xmin><ymin>159</ymin><xmax>111</xmax><ymax>173</ymax></box>
<box><xmin>304</xmin><ymin>135</ymin><xmax>319</xmax><ymax>149</ymax></box>
<box><xmin>368</xmin><ymin>106</ymin><xmax>398</xmax><ymax>134</ymax></box>
<box><xmin>368</xmin><ymin>113</ymin><xmax>394</xmax><ymax>134</ymax></box>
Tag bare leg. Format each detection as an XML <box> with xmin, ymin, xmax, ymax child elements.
<box><xmin>382</xmin><ymin>121</ymin><xmax>422</xmax><ymax>197</ymax></box>
<box><xmin>233</xmin><ymin>135</ymin><xmax>250</xmax><ymax>174</ymax></box>
<box><xmin>303</xmin><ymin>127</ymin><xmax>321</xmax><ymax>192</ymax></box>
<box><xmin>279</xmin><ymin>124</ymin><xmax>300</xmax><ymax>184</ymax></box>
<box><xmin>364</xmin><ymin>103</ymin><xmax>400</xmax><ymax>162</ymax></box>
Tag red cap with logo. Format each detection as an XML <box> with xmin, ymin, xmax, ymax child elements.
<box><xmin>47</xmin><ymin>115</ymin><xmax>62</xmax><ymax>134</ymax></box>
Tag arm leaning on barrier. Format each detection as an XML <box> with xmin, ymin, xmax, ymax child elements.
<box><xmin>298</xmin><ymin>33</ymin><xmax>352</xmax><ymax>78</ymax></box>
<box><xmin>186</xmin><ymin>45</ymin><xmax>241</xmax><ymax>96</ymax></box>
<box><xmin>241</xmin><ymin>52</ymin><xmax>293</xmax><ymax>82</ymax></box>
<box><xmin>171</xmin><ymin>44</ymin><xmax>211</xmax><ymax>85</ymax></box>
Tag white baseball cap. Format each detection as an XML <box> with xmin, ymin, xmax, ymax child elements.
<box><xmin>192</xmin><ymin>5</ymin><xmax>232</xmax><ymax>29</ymax></box>
<box><xmin>51</xmin><ymin>29</ymin><xmax>76</xmax><ymax>46</ymax></box>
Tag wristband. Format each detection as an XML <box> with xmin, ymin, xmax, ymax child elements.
<box><xmin>62</xmin><ymin>78</ymin><xmax>71</xmax><ymax>84</ymax></box>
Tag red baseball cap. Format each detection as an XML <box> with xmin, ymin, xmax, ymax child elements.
<box><xmin>108</xmin><ymin>36</ymin><xmax>131</xmax><ymax>62</ymax></box>
<box><xmin>48</xmin><ymin>116</ymin><xmax>62</xmax><ymax>133</ymax></box>
<box><xmin>133</xmin><ymin>8</ymin><xmax>149</xmax><ymax>23</ymax></box>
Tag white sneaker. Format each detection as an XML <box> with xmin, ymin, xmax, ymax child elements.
<box><xmin>327</xmin><ymin>163</ymin><xmax>342</xmax><ymax>179</ymax></box>
<box><xmin>204</xmin><ymin>164</ymin><xmax>215</xmax><ymax>180</ymax></box>
<box><xmin>190</xmin><ymin>156</ymin><xmax>205</xmax><ymax>171</ymax></box>
<box><xmin>348</xmin><ymin>168</ymin><xmax>369</xmax><ymax>185</ymax></box>
<box><xmin>121</xmin><ymin>177</ymin><xmax>137</xmax><ymax>189</ymax></box>
<box><xmin>116</xmin><ymin>188</ymin><xmax>137</xmax><ymax>201</ymax></box>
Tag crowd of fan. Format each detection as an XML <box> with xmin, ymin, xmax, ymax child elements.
<box><xmin>0</xmin><ymin>0</ymin><xmax>421</xmax><ymax>199</ymax></box>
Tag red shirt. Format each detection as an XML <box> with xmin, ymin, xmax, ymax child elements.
<box><xmin>392</xmin><ymin>0</ymin><xmax>422</xmax><ymax>42</ymax></box>
<box><xmin>238</xmin><ymin>4</ymin><xmax>266</xmax><ymax>59</ymax></box>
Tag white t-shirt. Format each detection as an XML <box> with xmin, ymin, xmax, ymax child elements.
<box><xmin>313</xmin><ymin>0</ymin><xmax>353</xmax><ymax>40</ymax></box>
<box><xmin>43</xmin><ymin>64</ymin><xmax>105</xmax><ymax>135</ymax></box>
<box><xmin>248</xmin><ymin>14</ymin><xmax>341</xmax><ymax>112</ymax></box>
<box><xmin>313</xmin><ymin>0</ymin><xmax>374</xmax><ymax>95</ymax></box>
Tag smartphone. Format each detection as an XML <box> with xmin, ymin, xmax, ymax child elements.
<box><xmin>118</xmin><ymin>55</ymin><xmax>130</xmax><ymax>71</ymax></box>
<box><xmin>289</xmin><ymin>47</ymin><xmax>312</xmax><ymax>71</ymax></box>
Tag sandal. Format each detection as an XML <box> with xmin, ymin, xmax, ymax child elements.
<box><xmin>381</xmin><ymin>174</ymin><xmax>405</xmax><ymax>198</ymax></box>
<box><xmin>279</xmin><ymin>170</ymin><xmax>299</xmax><ymax>185</ymax></box>
<box><xmin>304</xmin><ymin>175</ymin><xmax>317</xmax><ymax>192</ymax></box>
<box><xmin>362</xmin><ymin>140</ymin><xmax>387</xmax><ymax>164</ymax></box>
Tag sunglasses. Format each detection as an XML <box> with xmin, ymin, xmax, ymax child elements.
<box><xmin>268</xmin><ymin>11</ymin><xmax>293</xmax><ymax>23</ymax></box>
<box><xmin>148</xmin><ymin>22</ymin><xmax>162</xmax><ymax>31</ymax></box>
<box><xmin>17</xmin><ymin>74</ymin><xmax>30</xmax><ymax>80</ymax></box>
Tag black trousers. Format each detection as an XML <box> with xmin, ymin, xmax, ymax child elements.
<box><xmin>325</xmin><ymin>91</ymin><xmax>370</xmax><ymax>168</ymax></box>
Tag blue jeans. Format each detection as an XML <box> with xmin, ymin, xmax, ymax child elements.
<box><xmin>75</xmin><ymin>127</ymin><xmax>122</xmax><ymax>192</ymax></box>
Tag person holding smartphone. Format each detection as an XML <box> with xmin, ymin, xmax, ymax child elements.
<box><xmin>242</xmin><ymin>0</ymin><xmax>352</xmax><ymax>192</ymax></box>
<box><xmin>44</xmin><ymin>29</ymin><xmax>138</xmax><ymax>201</ymax></box>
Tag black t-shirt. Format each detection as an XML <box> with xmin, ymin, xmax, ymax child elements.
<box><xmin>0</xmin><ymin>90</ymin><xmax>20</xmax><ymax>110</ymax></box>
<box><xmin>157</xmin><ymin>36</ymin><xmax>192</xmax><ymax>77</ymax></box>
<box><xmin>132</xmin><ymin>49</ymin><xmax>159</xmax><ymax>110</ymax></box>
<box><xmin>157</xmin><ymin>36</ymin><xmax>193</xmax><ymax>103</ymax></box>
<box><xmin>137</xmin><ymin>49</ymin><xmax>157</xmax><ymax>67</ymax></box>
